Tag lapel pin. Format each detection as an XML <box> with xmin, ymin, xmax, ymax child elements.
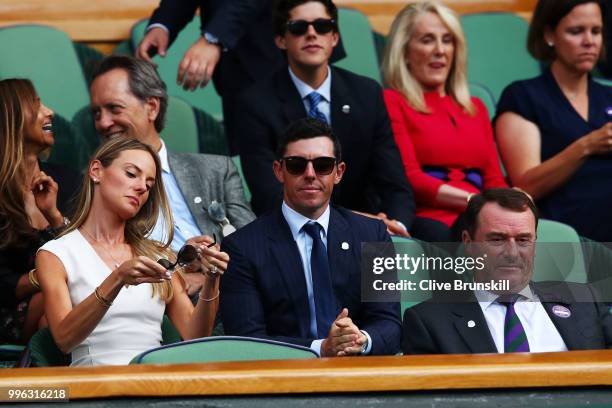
<box><xmin>467</xmin><ymin>320</ymin><xmax>475</xmax><ymax>328</ymax></box>
<box><xmin>193</xmin><ymin>196</ymin><xmax>202</xmax><ymax>204</ymax></box>
<box><xmin>342</xmin><ymin>104</ymin><xmax>350</xmax><ymax>114</ymax></box>
<box><xmin>552</xmin><ymin>305</ymin><xmax>571</xmax><ymax>318</ymax></box>
<box><xmin>341</xmin><ymin>242</ymin><xmax>350</xmax><ymax>250</ymax></box>
<box><xmin>606</xmin><ymin>106</ymin><xmax>612</xmax><ymax>118</ymax></box>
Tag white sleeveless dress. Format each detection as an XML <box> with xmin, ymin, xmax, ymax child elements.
<box><xmin>39</xmin><ymin>230</ymin><xmax>166</xmax><ymax>366</ymax></box>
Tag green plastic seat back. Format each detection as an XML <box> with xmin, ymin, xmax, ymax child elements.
<box><xmin>130</xmin><ymin>19</ymin><xmax>224</xmax><ymax>122</ymax></box>
<box><xmin>28</xmin><ymin>316</ymin><xmax>181</xmax><ymax>367</ymax></box>
<box><xmin>0</xmin><ymin>25</ymin><xmax>90</xmax><ymax>120</ymax></box>
<box><xmin>461</xmin><ymin>13</ymin><xmax>541</xmax><ymax>102</ymax></box>
<box><xmin>0</xmin><ymin>344</ymin><xmax>26</xmax><ymax>368</ymax></box>
<box><xmin>194</xmin><ymin>106</ymin><xmax>229</xmax><ymax>155</ymax></box>
<box><xmin>534</xmin><ymin>219</ymin><xmax>587</xmax><ymax>283</ymax></box>
<box><xmin>594</xmin><ymin>77</ymin><xmax>612</xmax><ymax>87</ymax></box>
<box><xmin>28</xmin><ymin>328</ymin><xmax>69</xmax><ymax>367</ymax></box>
<box><xmin>231</xmin><ymin>155</ymin><xmax>252</xmax><ymax>203</ymax></box>
<box><xmin>468</xmin><ymin>82</ymin><xmax>496</xmax><ymax>119</ymax></box>
<box><xmin>130</xmin><ymin>336</ymin><xmax>318</xmax><ymax>364</ymax></box>
<box><xmin>161</xmin><ymin>96</ymin><xmax>199</xmax><ymax>153</ymax></box>
<box><xmin>334</xmin><ymin>8</ymin><xmax>381</xmax><ymax>83</ymax></box>
<box><xmin>391</xmin><ymin>237</ymin><xmax>429</xmax><ymax>316</ymax></box>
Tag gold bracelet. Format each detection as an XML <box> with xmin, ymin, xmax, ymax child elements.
<box><xmin>199</xmin><ymin>291</ymin><xmax>220</xmax><ymax>302</ymax></box>
<box><xmin>28</xmin><ymin>269</ymin><xmax>40</xmax><ymax>290</ymax></box>
<box><xmin>94</xmin><ymin>286</ymin><xmax>113</xmax><ymax>308</ymax></box>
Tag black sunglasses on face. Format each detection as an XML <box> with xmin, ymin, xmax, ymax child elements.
<box><xmin>281</xmin><ymin>156</ymin><xmax>337</xmax><ymax>175</ymax></box>
<box><xmin>285</xmin><ymin>18</ymin><xmax>336</xmax><ymax>36</ymax></box>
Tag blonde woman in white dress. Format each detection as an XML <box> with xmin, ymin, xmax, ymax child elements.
<box><xmin>37</xmin><ymin>137</ymin><xmax>228</xmax><ymax>366</ymax></box>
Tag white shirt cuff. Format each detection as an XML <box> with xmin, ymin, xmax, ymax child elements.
<box><xmin>310</xmin><ymin>339</ymin><xmax>324</xmax><ymax>357</ymax></box>
<box><xmin>361</xmin><ymin>330</ymin><xmax>373</xmax><ymax>355</ymax></box>
<box><xmin>147</xmin><ymin>23</ymin><xmax>169</xmax><ymax>33</ymax></box>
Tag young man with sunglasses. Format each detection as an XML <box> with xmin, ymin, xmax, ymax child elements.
<box><xmin>220</xmin><ymin>118</ymin><xmax>401</xmax><ymax>356</ymax></box>
<box><xmin>235</xmin><ymin>0</ymin><xmax>416</xmax><ymax>238</ymax></box>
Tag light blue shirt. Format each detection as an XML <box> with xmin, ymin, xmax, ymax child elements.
<box><xmin>281</xmin><ymin>202</ymin><xmax>372</xmax><ymax>356</ymax></box>
<box><xmin>149</xmin><ymin>141</ymin><xmax>202</xmax><ymax>252</ymax></box>
<box><xmin>288</xmin><ymin>66</ymin><xmax>332</xmax><ymax>125</ymax></box>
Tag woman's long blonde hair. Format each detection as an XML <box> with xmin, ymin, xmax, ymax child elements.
<box><xmin>382</xmin><ymin>1</ymin><xmax>474</xmax><ymax>115</ymax></box>
<box><xmin>0</xmin><ymin>78</ymin><xmax>41</xmax><ymax>248</ymax></box>
<box><xmin>62</xmin><ymin>137</ymin><xmax>176</xmax><ymax>301</ymax></box>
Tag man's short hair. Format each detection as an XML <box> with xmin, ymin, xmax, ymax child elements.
<box><xmin>464</xmin><ymin>188</ymin><xmax>539</xmax><ymax>238</ymax></box>
<box><xmin>90</xmin><ymin>55</ymin><xmax>168</xmax><ymax>133</ymax></box>
<box><xmin>273</xmin><ymin>0</ymin><xmax>339</xmax><ymax>37</ymax></box>
<box><xmin>276</xmin><ymin>117</ymin><xmax>341</xmax><ymax>160</ymax></box>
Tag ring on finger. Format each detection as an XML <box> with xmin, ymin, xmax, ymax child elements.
<box><xmin>210</xmin><ymin>265</ymin><xmax>219</xmax><ymax>275</ymax></box>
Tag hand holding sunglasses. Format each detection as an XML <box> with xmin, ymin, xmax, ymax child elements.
<box><xmin>285</xmin><ymin>18</ymin><xmax>336</xmax><ymax>36</ymax></box>
<box><xmin>157</xmin><ymin>234</ymin><xmax>217</xmax><ymax>271</ymax></box>
<box><xmin>280</xmin><ymin>156</ymin><xmax>338</xmax><ymax>175</ymax></box>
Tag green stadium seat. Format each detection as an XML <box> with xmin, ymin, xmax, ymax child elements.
<box><xmin>594</xmin><ymin>77</ymin><xmax>612</xmax><ymax>87</ymax></box>
<box><xmin>0</xmin><ymin>344</ymin><xmax>26</xmax><ymax>368</ymax></box>
<box><xmin>162</xmin><ymin>95</ymin><xmax>199</xmax><ymax>153</ymax></box>
<box><xmin>129</xmin><ymin>19</ymin><xmax>224</xmax><ymax>122</ymax></box>
<box><xmin>391</xmin><ymin>237</ymin><xmax>429</xmax><ymax>316</ymax></box>
<box><xmin>468</xmin><ymin>82</ymin><xmax>496</xmax><ymax>119</ymax></box>
<box><xmin>27</xmin><ymin>316</ymin><xmax>182</xmax><ymax>367</ymax></box>
<box><xmin>194</xmin><ymin>106</ymin><xmax>229</xmax><ymax>155</ymax></box>
<box><xmin>461</xmin><ymin>13</ymin><xmax>541</xmax><ymax>103</ymax></box>
<box><xmin>0</xmin><ymin>25</ymin><xmax>90</xmax><ymax>121</ymax></box>
<box><xmin>334</xmin><ymin>8</ymin><xmax>382</xmax><ymax>83</ymax></box>
<box><xmin>231</xmin><ymin>155</ymin><xmax>251</xmax><ymax>203</ymax></box>
<box><xmin>534</xmin><ymin>219</ymin><xmax>587</xmax><ymax>283</ymax></box>
<box><xmin>130</xmin><ymin>336</ymin><xmax>318</xmax><ymax>364</ymax></box>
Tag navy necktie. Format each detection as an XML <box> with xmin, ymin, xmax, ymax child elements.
<box><xmin>302</xmin><ymin>222</ymin><xmax>335</xmax><ymax>338</ymax></box>
<box><xmin>306</xmin><ymin>91</ymin><xmax>329</xmax><ymax>124</ymax></box>
<box><xmin>497</xmin><ymin>294</ymin><xmax>530</xmax><ymax>352</ymax></box>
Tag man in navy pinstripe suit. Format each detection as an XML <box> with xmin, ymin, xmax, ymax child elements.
<box><xmin>220</xmin><ymin>118</ymin><xmax>400</xmax><ymax>356</ymax></box>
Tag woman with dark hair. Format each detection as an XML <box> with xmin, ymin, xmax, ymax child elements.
<box><xmin>495</xmin><ymin>0</ymin><xmax>612</xmax><ymax>241</ymax></box>
<box><xmin>382</xmin><ymin>1</ymin><xmax>507</xmax><ymax>241</ymax></box>
<box><xmin>37</xmin><ymin>137</ymin><xmax>226</xmax><ymax>366</ymax></box>
<box><xmin>0</xmin><ymin>78</ymin><xmax>80</xmax><ymax>344</ymax></box>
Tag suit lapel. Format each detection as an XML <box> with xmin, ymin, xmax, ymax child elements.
<box><xmin>167</xmin><ymin>152</ymin><xmax>212</xmax><ymax>234</ymax></box>
<box><xmin>268</xmin><ymin>208</ymin><xmax>312</xmax><ymax>338</ymax></box>
<box><xmin>277</xmin><ymin>69</ymin><xmax>308</xmax><ymax>123</ymax></box>
<box><xmin>451</xmin><ymin>300</ymin><xmax>498</xmax><ymax>353</ymax></box>
<box><xmin>326</xmin><ymin>207</ymin><xmax>351</xmax><ymax>314</ymax></box>
<box><xmin>535</xmin><ymin>283</ymin><xmax>596</xmax><ymax>350</ymax></box>
<box><xmin>329</xmin><ymin>68</ymin><xmax>355</xmax><ymax>146</ymax></box>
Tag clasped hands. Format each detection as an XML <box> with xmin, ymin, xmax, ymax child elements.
<box><xmin>320</xmin><ymin>308</ymin><xmax>368</xmax><ymax>357</ymax></box>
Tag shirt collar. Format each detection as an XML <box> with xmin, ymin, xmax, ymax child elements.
<box><xmin>288</xmin><ymin>66</ymin><xmax>332</xmax><ymax>103</ymax></box>
<box><xmin>158</xmin><ymin>139</ymin><xmax>170</xmax><ymax>174</ymax></box>
<box><xmin>474</xmin><ymin>283</ymin><xmax>536</xmax><ymax>310</ymax></box>
<box><xmin>282</xmin><ymin>201</ymin><xmax>330</xmax><ymax>241</ymax></box>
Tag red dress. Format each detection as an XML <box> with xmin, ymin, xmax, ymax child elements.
<box><xmin>384</xmin><ymin>89</ymin><xmax>507</xmax><ymax>226</ymax></box>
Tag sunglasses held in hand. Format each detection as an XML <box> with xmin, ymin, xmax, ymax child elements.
<box><xmin>285</xmin><ymin>18</ymin><xmax>336</xmax><ymax>36</ymax></box>
<box><xmin>280</xmin><ymin>156</ymin><xmax>338</xmax><ymax>175</ymax></box>
<box><xmin>157</xmin><ymin>234</ymin><xmax>217</xmax><ymax>270</ymax></box>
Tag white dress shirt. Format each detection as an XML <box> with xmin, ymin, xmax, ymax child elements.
<box><xmin>475</xmin><ymin>285</ymin><xmax>568</xmax><ymax>353</ymax></box>
<box><xmin>288</xmin><ymin>66</ymin><xmax>332</xmax><ymax>124</ymax></box>
<box><xmin>282</xmin><ymin>202</ymin><xmax>372</xmax><ymax>356</ymax></box>
<box><xmin>149</xmin><ymin>141</ymin><xmax>203</xmax><ymax>252</ymax></box>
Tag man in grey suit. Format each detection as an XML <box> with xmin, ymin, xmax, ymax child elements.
<box><xmin>89</xmin><ymin>55</ymin><xmax>254</xmax><ymax>292</ymax></box>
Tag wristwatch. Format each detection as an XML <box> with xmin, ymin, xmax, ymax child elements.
<box><xmin>360</xmin><ymin>330</ymin><xmax>369</xmax><ymax>354</ymax></box>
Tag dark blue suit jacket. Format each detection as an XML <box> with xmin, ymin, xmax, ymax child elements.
<box><xmin>236</xmin><ymin>66</ymin><xmax>415</xmax><ymax>228</ymax></box>
<box><xmin>220</xmin><ymin>205</ymin><xmax>401</xmax><ymax>355</ymax></box>
<box><xmin>402</xmin><ymin>281</ymin><xmax>612</xmax><ymax>354</ymax></box>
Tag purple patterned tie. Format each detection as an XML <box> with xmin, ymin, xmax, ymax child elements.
<box><xmin>497</xmin><ymin>294</ymin><xmax>530</xmax><ymax>353</ymax></box>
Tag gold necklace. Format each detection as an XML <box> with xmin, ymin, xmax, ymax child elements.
<box><xmin>81</xmin><ymin>228</ymin><xmax>125</xmax><ymax>269</ymax></box>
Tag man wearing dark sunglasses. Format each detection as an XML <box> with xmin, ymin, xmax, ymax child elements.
<box><xmin>221</xmin><ymin>118</ymin><xmax>401</xmax><ymax>356</ymax></box>
<box><xmin>235</xmin><ymin>0</ymin><xmax>416</xmax><ymax>238</ymax></box>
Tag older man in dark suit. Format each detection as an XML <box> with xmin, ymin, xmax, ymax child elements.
<box><xmin>235</xmin><ymin>0</ymin><xmax>415</xmax><ymax>237</ymax></box>
<box><xmin>402</xmin><ymin>188</ymin><xmax>612</xmax><ymax>355</ymax></box>
<box><xmin>220</xmin><ymin>118</ymin><xmax>401</xmax><ymax>356</ymax></box>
